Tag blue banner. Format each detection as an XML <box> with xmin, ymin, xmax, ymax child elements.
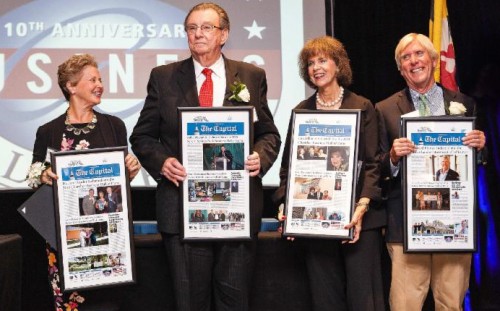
<box><xmin>411</xmin><ymin>133</ymin><xmax>465</xmax><ymax>146</ymax></box>
<box><xmin>61</xmin><ymin>164</ymin><xmax>121</xmax><ymax>181</ymax></box>
<box><xmin>187</xmin><ymin>122</ymin><xmax>244</xmax><ymax>135</ymax></box>
<box><xmin>298</xmin><ymin>124</ymin><xmax>351</xmax><ymax>137</ymax></box>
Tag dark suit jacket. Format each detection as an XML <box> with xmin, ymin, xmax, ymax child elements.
<box><xmin>106</xmin><ymin>192</ymin><xmax>119</xmax><ymax>212</ymax></box>
<box><xmin>273</xmin><ymin>90</ymin><xmax>383</xmax><ymax>231</ymax></box>
<box><xmin>82</xmin><ymin>195</ymin><xmax>96</xmax><ymax>215</ymax></box>
<box><xmin>376</xmin><ymin>86</ymin><xmax>476</xmax><ymax>242</ymax></box>
<box><xmin>435</xmin><ymin>168</ymin><xmax>460</xmax><ymax>181</ymax></box>
<box><xmin>217</xmin><ymin>149</ymin><xmax>233</xmax><ymax>169</ymax></box>
<box><xmin>130</xmin><ymin>56</ymin><xmax>281</xmax><ymax>234</ymax></box>
<box><xmin>316</xmin><ymin>192</ymin><xmax>323</xmax><ymax>200</ymax></box>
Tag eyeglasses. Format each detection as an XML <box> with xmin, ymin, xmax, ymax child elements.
<box><xmin>185</xmin><ymin>24</ymin><xmax>222</xmax><ymax>34</ymax></box>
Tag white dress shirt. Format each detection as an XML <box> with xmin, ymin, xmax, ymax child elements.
<box><xmin>194</xmin><ymin>56</ymin><xmax>226</xmax><ymax>107</ymax></box>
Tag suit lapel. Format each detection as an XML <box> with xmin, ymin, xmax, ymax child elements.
<box><xmin>223</xmin><ymin>57</ymin><xmax>238</xmax><ymax>106</ymax></box>
<box><xmin>397</xmin><ymin>88</ymin><xmax>415</xmax><ymax>115</ymax></box>
<box><xmin>338</xmin><ymin>90</ymin><xmax>352</xmax><ymax>109</ymax></box>
<box><xmin>177</xmin><ymin>58</ymin><xmax>199</xmax><ymax>107</ymax></box>
<box><xmin>305</xmin><ymin>95</ymin><xmax>317</xmax><ymax>110</ymax></box>
<box><xmin>442</xmin><ymin>87</ymin><xmax>457</xmax><ymax>115</ymax></box>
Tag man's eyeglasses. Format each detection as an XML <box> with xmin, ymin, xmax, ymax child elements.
<box><xmin>185</xmin><ymin>24</ymin><xmax>222</xmax><ymax>34</ymax></box>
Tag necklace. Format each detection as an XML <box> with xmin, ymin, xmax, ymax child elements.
<box><xmin>316</xmin><ymin>86</ymin><xmax>344</xmax><ymax>108</ymax></box>
<box><xmin>65</xmin><ymin>110</ymin><xmax>97</xmax><ymax>135</ymax></box>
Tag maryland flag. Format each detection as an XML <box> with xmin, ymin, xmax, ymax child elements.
<box><xmin>429</xmin><ymin>0</ymin><xmax>458</xmax><ymax>91</ymax></box>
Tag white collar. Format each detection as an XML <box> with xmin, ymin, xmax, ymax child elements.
<box><xmin>193</xmin><ymin>55</ymin><xmax>225</xmax><ymax>79</ymax></box>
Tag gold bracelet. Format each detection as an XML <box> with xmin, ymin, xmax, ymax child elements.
<box><xmin>355</xmin><ymin>202</ymin><xmax>369</xmax><ymax>212</ymax></box>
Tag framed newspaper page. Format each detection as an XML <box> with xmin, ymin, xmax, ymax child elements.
<box><xmin>283</xmin><ymin>109</ymin><xmax>361</xmax><ymax>239</ymax></box>
<box><xmin>401</xmin><ymin>116</ymin><xmax>476</xmax><ymax>252</ymax></box>
<box><xmin>179</xmin><ymin>107</ymin><xmax>253</xmax><ymax>241</ymax></box>
<box><xmin>51</xmin><ymin>146</ymin><xmax>136</xmax><ymax>291</ymax></box>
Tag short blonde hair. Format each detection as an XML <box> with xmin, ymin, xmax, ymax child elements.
<box><xmin>395</xmin><ymin>33</ymin><xmax>438</xmax><ymax>71</ymax></box>
<box><xmin>57</xmin><ymin>54</ymin><xmax>98</xmax><ymax>101</ymax></box>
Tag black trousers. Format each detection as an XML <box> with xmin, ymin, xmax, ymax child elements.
<box><xmin>162</xmin><ymin>233</ymin><xmax>257</xmax><ymax>311</ymax></box>
<box><xmin>296</xmin><ymin>228</ymin><xmax>385</xmax><ymax>311</ymax></box>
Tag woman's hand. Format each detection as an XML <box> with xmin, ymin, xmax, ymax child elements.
<box><xmin>125</xmin><ymin>154</ymin><xmax>141</xmax><ymax>181</ymax></box>
<box><xmin>40</xmin><ymin>167</ymin><xmax>58</xmax><ymax>186</ymax></box>
<box><xmin>344</xmin><ymin>198</ymin><xmax>370</xmax><ymax>244</ymax></box>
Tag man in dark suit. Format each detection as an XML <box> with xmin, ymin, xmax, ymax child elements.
<box><xmin>306</xmin><ymin>187</ymin><xmax>316</xmax><ymax>199</ymax></box>
<box><xmin>231</xmin><ymin>181</ymin><xmax>238</xmax><ymax>192</ymax></box>
<box><xmin>304</xmin><ymin>146</ymin><xmax>316</xmax><ymax>160</ymax></box>
<box><xmin>105</xmin><ymin>186</ymin><xmax>118</xmax><ymax>213</ymax></box>
<box><xmin>435</xmin><ymin>155</ymin><xmax>460</xmax><ymax>181</ymax></box>
<box><xmin>376</xmin><ymin>33</ymin><xmax>485</xmax><ymax>311</ymax></box>
<box><xmin>314</xmin><ymin>186</ymin><xmax>323</xmax><ymax>200</ymax></box>
<box><xmin>217</xmin><ymin>144</ymin><xmax>233</xmax><ymax>169</ymax></box>
<box><xmin>81</xmin><ymin>189</ymin><xmax>96</xmax><ymax>215</ymax></box>
<box><xmin>129</xmin><ymin>3</ymin><xmax>280</xmax><ymax>310</ymax></box>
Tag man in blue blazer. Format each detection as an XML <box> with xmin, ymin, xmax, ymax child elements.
<box><xmin>130</xmin><ymin>3</ymin><xmax>280</xmax><ymax>310</ymax></box>
<box><xmin>376</xmin><ymin>33</ymin><xmax>485</xmax><ymax>311</ymax></box>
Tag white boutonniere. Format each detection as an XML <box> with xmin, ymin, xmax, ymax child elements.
<box><xmin>229</xmin><ymin>81</ymin><xmax>250</xmax><ymax>103</ymax></box>
<box><xmin>26</xmin><ymin>161</ymin><xmax>50</xmax><ymax>188</ymax></box>
<box><xmin>449</xmin><ymin>101</ymin><xmax>467</xmax><ymax>115</ymax></box>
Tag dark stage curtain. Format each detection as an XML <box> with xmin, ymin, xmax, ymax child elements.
<box><xmin>332</xmin><ymin>0</ymin><xmax>500</xmax><ymax>310</ymax></box>
<box><xmin>448</xmin><ymin>2</ymin><xmax>500</xmax><ymax>310</ymax></box>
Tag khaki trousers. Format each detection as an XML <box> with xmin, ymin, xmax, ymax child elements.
<box><xmin>387</xmin><ymin>243</ymin><xmax>471</xmax><ymax>311</ymax></box>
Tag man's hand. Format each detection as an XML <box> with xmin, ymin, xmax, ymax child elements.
<box><xmin>161</xmin><ymin>157</ymin><xmax>187</xmax><ymax>187</ymax></box>
<box><xmin>463</xmin><ymin>129</ymin><xmax>486</xmax><ymax>150</ymax></box>
<box><xmin>245</xmin><ymin>151</ymin><xmax>261</xmax><ymax>177</ymax></box>
<box><xmin>390</xmin><ymin>138</ymin><xmax>416</xmax><ymax>164</ymax></box>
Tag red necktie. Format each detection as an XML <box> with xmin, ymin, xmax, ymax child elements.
<box><xmin>199</xmin><ymin>68</ymin><xmax>213</xmax><ymax>107</ymax></box>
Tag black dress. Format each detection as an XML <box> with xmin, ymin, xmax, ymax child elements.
<box><xmin>31</xmin><ymin>111</ymin><xmax>128</xmax><ymax>311</ymax></box>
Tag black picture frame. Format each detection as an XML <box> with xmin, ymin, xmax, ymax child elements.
<box><xmin>401</xmin><ymin>116</ymin><xmax>476</xmax><ymax>252</ymax></box>
<box><xmin>51</xmin><ymin>146</ymin><xmax>136</xmax><ymax>291</ymax></box>
<box><xmin>283</xmin><ymin>109</ymin><xmax>361</xmax><ymax>239</ymax></box>
<box><xmin>178</xmin><ymin>107</ymin><xmax>253</xmax><ymax>241</ymax></box>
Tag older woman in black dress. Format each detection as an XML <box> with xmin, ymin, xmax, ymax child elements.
<box><xmin>274</xmin><ymin>36</ymin><xmax>384</xmax><ymax>310</ymax></box>
<box><xmin>27</xmin><ymin>53</ymin><xmax>141</xmax><ymax>310</ymax></box>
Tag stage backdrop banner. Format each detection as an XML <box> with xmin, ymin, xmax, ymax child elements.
<box><xmin>0</xmin><ymin>0</ymin><xmax>326</xmax><ymax>189</ymax></box>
